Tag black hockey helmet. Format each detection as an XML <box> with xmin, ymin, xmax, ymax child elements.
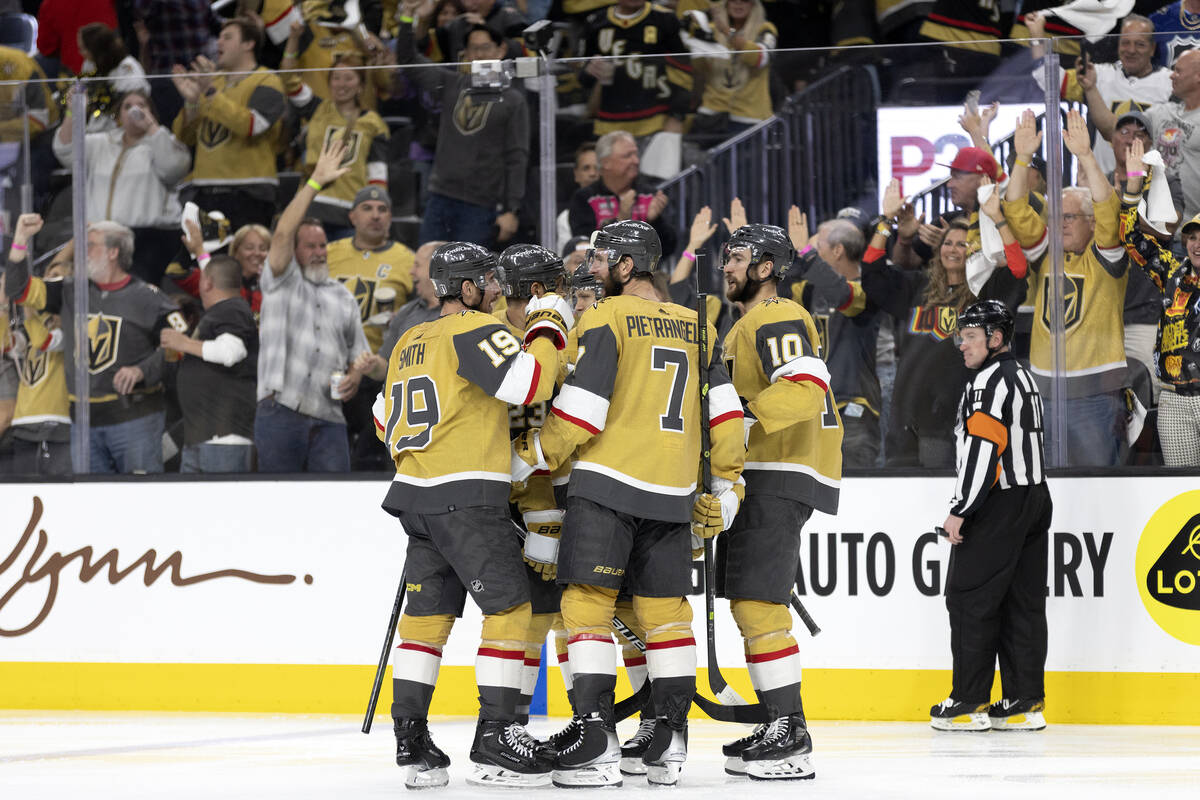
<box><xmin>429</xmin><ymin>241</ymin><xmax>496</xmax><ymax>299</ymax></box>
<box><xmin>588</xmin><ymin>219</ymin><xmax>662</xmax><ymax>276</ymax></box>
<box><xmin>570</xmin><ymin>259</ymin><xmax>604</xmax><ymax>302</ymax></box>
<box><xmin>721</xmin><ymin>223</ymin><xmax>796</xmax><ymax>279</ymax></box>
<box><xmin>958</xmin><ymin>299</ymin><xmax>1014</xmax><ymax>346</ymax></box>
<box><xmin>498</xmin><ymin>243</ymin><xmax>566</xmax><ymax>298</ymax></box>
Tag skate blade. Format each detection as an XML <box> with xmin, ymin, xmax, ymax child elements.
<box><xmin>723</xmin><ymin>756</ymin><xmax>747</xmax><ymax>776</ymax></box>
<box><xmin>404</xmin><ymin>766</ymin><xmax>449</xmax><ymax>790</ymax></box>
<box><xmin>467</xmin><ymin>763</ymin><xmax>551</xmax><ymax>787</ymax></box>
<box><xmin>746</xmin><ymin>754</ymin><xmax>815</xmax><ymax>781</ymax></box>
<box><xmin>989</xmin><ymin>711</ymin><xmax>1046</xmax><ymax>731</ymax></box>
<box><xmin>619</xmin><ymin>756</ymin><xmax>648</xmax><ymax>776</ymax></box>
<box><xmin>646</xmin><ymin>761</ymin><xmax>683</xmax><ymax>786</ymax></box>
<box><xmin>930</xmin><ymin>712</ymin><xmax>990</xmax><ymax>731</ymax></box>
<box><xmin>552</xmin><ymin>762</ymin><xmax>623</xmax><ymax>788</ymax></box>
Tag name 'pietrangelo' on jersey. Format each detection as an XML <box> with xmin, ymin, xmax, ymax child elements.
<box><xmin>532</xmin><ymin>294</ymin><xmax>745</xmax><ymax>523</ymax></box>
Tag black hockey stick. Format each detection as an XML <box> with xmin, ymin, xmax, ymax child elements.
<box><xmin>362</xmin><ymin>571</ymin><xmax>407</xmax><ymax>734</ymax></box>
<box><xmin>695</xmin><ymin>252</ymin><xmax>747</xmax><ymax>706</ymax></box>
<box><xmin>791</xmin><ymin>593</ymin><xmax>821</xmax><ymax>637</ymax></box>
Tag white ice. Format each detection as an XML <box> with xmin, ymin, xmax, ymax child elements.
<box><xmin>2</xmin><ymin>712</ymin><xmax>1197</xmax><ymax>799</ymax></box>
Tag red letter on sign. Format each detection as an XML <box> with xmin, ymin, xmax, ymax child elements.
<box><xmin>891</xmin><ymin>136</ymin><xmax>934</xmax><ymax>196</ymax></box>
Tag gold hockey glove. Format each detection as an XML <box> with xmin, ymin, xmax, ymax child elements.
<box><xmin>523</xmin><ymin>292</ymin><xmax>575</xmax><ymax>350</ymax></box>
<box><xmin>691</xmin><ymin>477</ymin><xmax>746</xmax><ymax>539</ymax></box>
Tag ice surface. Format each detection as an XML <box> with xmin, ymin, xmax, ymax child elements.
<box><xmin>2</xmin><ymin>712</ymin><xmax>1197</xmax><ymax>799</ymax></box>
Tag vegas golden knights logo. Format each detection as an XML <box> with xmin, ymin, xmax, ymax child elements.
<box><xmin>18</xmin><ymin>346</ymin><xmax>49</xmax><ymax>387</ymax></box>
<box><xmin>937</xmin><ymin>306</ymin><xmax>958</xmax><ymax>338</ymax></box>
<box><xmin>338</xmin><ymin>276</ymin><xmax>376</xmax><ymax>321</ymax></box>
<box><xmin>198</xmin><ymin>119</ymin><xmax>231</xmax><ymax>150</ymax></box>
<box><xmin>1146</xmin><ymin>513</ymin><xmax>1200</xmax><ymax>611</ymax></box>
<box><xmin>87</xmin><ymin>313</ymin><xmax>122</xmax><ymax>374</ymax></box>
<box><xmin>321</xmin><ymin>126</ymin><xmax>362</xmax><ymax>165</ymax></box>
<box><xmin>453</xmin><ymin>93</ymin><xmax>492</xmax><ymax>136</ymax></box>
<box><xmin>1040</xmin><ymin>274</ymin><xmax>1084</xmax><ymax>331</ymax></box>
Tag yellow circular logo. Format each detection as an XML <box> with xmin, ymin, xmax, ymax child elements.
<box><xmin>1136</xmin><ymin>490</ymin><xmax>1200</xmax><ymax>645</ymax></box>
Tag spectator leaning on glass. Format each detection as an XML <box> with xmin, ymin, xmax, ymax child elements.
<box><xmin>289</xmin><ymin>49</ymin><xmax>391</xmax><ymax>237</ymax></box>
<box><xmin>55</xmin><ymin>87</ymin><xmax>191</xmax><ymax>287</ymax></box>
<box><xmin>255</xmin><ymin>139</ymin><xmax>371</xmax><ymax>473</ymax></box>
<box><xmin>1119</xmin><ymin>138</ymin><xmax>1200</xmax><ymax>467</ymax></box>
<box><xmin>171</xmin><ymin>16</ymin><xmax>287</xmax><ymax>232</ymax></box>
<box><xmin>161</xmin><ymin>254</ymin><xmax>259</xmax><ymax>474</ymax></box>
<box><xmin>1005</xmin><ymin>110</ymin><xmax>1131</xmax><ymax>467</ymax></box>
<box><xmin>395</xmin><ymin>16</ymin><xmax>528</xmax><ymax>247</ymax></box>
<box><xmin>4</xmin><ymin>215</ymin><xmax>189</xmax><ymax>474</ymax></box>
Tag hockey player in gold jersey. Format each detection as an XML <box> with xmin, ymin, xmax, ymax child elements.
<box><xmin>511</xmin><ymin>220</ymin><xmax>746</xmax><ymax>787</ymax></box>
<box><xmin>372</xmin><ymin>241</ymin><xmax>574</xmax><ymax>788</ymax></box>
<box><xmin>718</xmin><ymin>223</ymin><xmax>842</xmax><ymax>780</ymax></box>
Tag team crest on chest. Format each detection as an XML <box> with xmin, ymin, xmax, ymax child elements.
<box><xmin>453</xmin><ymin>93</ymin><xmax>493</xmax><ymax>135</ymax></box>
<box><xmin>198</xmin><ymin>119</ymin><xmax>231</xmax><ymax>149</ymax></box>
<box><xmin>1040</xmin><ymin>274</ymin><xmax>1084</xmax><ymax>331</ymax></box>
<box><xmin>87</xmin><ymin>313</ymin><xmax>122</xmax><ymax>374</ymax></box>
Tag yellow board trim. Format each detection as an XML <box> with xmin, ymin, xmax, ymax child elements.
<box><xmin>3</xmin><ymin>663</ymin><xmax>1197</xmax><ymax>725</ymax></box>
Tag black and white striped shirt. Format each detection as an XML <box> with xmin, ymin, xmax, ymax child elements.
<box><xmin>950</xmin><ymin>351</ymin><xmax>1046</xmax><ymax>517</ymax></box>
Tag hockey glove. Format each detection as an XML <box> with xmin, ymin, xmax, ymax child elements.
<box><xmin>523</xmin><ymin>292</ymin><xmax>575</xmax><ymax>350</ymax></box>
<box><xmin>522</xmin><ymin>509</ymin><xmax>563</xmax><ymax>581</ymax></box>
<box><xmin>691</xmin><ymin>476</ymin><xmax>745</xmax><ymax>539</ymax></box>
<box><xmin>511</xmin><ymin>429</ymin><xmax>548</xmax><ymax>485</ymax></box>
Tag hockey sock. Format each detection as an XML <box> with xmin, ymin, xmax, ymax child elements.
<box><xmin>477</xmin><ymin>602</ymin><xmax>533</xmax><ymax>722</ymax></box>
<box><xmin>562</xmin><ymin>584</ymin><xmax>620</xmax><ymax>719</ymax></box>
<box><xmin>732</xmin><ymin>599</ymin><xmax>803</xmax><ymax>716</ymax></box>
<box><xmin>634</xmin><ymin>595</ymin><xmax>696</xmax><ymax>728</ymax></box>
<box><xmin>518</xmin><ymin>612</ymin><xmax>556</xmax><ymax>723</ymax></box>
<box><xmin>391</xmin><ymin>613</ymin><xmax>454</xmax><ymax>720</ymax></box>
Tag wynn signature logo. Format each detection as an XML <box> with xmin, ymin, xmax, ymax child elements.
<box><xmin>1</xmin><ymin>497</ymin><xmax>304</xmax><ymax>637</ymax></box>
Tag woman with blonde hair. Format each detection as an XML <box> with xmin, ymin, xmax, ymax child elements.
<box><xmin>691</xmin><ymin>0</ymin><xmax>778</xmax><ymax>136</ymax></box>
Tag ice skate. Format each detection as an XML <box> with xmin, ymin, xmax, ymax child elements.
<box><xmin>988</xmin><ymin>698</ymin><xmax>1046</xmax><ymax>731</ymax></box>
<box><xmin>467</xmin><ymin>719</ymin><xmax>552</xmax><ymax>787</ymax></box>
<box><xmin>641</xmin><ymin>718</ymin><xmax>687</xmax><ymax>787</ymax></box>
<box><xmin>618</xmin><ymin>716</ymin><xmax>656</xmax><ymax>776</ymax></box>
<box><xmin>741</xmin><ymin>714</ymin><xmax>815</xmax><ymax>781</ymax></box>
<box><xmin>551</xmin><ymin>712</ymin><xmax>622</xmax><ymax>788</ymax></box>
<box><xmin>393</xmin><ymin>718</ymin><xmax>450</xmax><ymax>790</ymax></box>
<box><xmin>539</xmin><ymin>715</ymin><xmax>584</xmax><ymax>756</ymax></box>
<box><xmin>929</xmin><ymin>697</ymin><xmax>991</xmax><ymax>731</ymax></box>
<box><xmin>721</xmin><ymin>723</ymin><xmax>768</xmax><ymax>776</ymax></box>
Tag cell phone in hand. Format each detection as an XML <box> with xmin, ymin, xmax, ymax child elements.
<box><xmin>964</xmin><ymin>90</ymin><xmax>980</xmax><ymax>116</ymax></box>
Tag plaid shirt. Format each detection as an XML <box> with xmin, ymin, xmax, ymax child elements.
<box><xmin>258</xmin><ymin>259</ymin><xmax>369</xmax><ymax>424</ymax></box>
<box><xmin>131</xmin><ymin>0</ymin><xmax>219</xmax><ymax>75</ymax></box>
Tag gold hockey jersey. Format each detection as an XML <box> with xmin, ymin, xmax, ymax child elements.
<box><xmin>534</xmin><ymin>294</ymin><xmax>745</xmax><ymax>522</ymax></box>
<box><xmin>303</xmin><ymin>101</ymin><xmax>390</xmax><ymax>210</ymax></box>
<box><xmin>12</xmin><ymin>312</ymin><xmax>69</xmax><ymax>428</ymax></box>
<box><xmin>374</xmin><ymin>309</ymin><xmax>559</xmax><ymax>514</ymax></box>
<box><xmin>1005</xmin><ymin>191</ymin><xmax>1129</xmax><ymax>397</ymax></box>
<box><xmin>328</xmin><ymin>238</ymin><xmax>414</xmax><ymax>353</ymax></box>
<box><xmin>173</xmin><ymin>67</ymin><xmax>286</xmax><ymax>187</ymax></box>
<box><xmin>725</xmin><ymin>297</ymin><xmax>842</xmax><ymax>514</ymax></box>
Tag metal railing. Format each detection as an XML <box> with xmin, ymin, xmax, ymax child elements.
<box><xmin>657</xmin><ymin>65</ymin><xmax>880</xmax><ymax>274</ymax></box>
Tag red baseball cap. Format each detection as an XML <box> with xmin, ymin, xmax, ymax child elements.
<box><xmin>938</xmin><ymin>146</ymin><xmax>1000</xmax><ymax>180</ymax></box>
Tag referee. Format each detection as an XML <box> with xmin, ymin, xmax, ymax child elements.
<box><xmin>931</xmin><ymin>300</ymin><xmax>1053</xmax><ymax>733</ymax></box>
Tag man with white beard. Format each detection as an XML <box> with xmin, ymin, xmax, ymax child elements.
<box><xmin>3</xmin><ymin>214</ymin><xmax>188</xmax><ymax>474</ymax></box>
<box><xmin>254</xmin><ymin>140</ymin><xmax>371</xmax><ymax>472</ymax></box>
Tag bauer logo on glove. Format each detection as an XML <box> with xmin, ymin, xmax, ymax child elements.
<box><xmin>523</xmin><ymin>292</ymin><xmax>575</xmax><ymax>349</ymax></box>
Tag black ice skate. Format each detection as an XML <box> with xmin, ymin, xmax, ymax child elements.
<box><xmin>929</xmin><ymin>697</ymin><xmax>991</xmax><ymax>731</ymax></box>
<box><xmin>721</xmin><ymin>723</ymin><xmax>768</xmax><ymax>776</ymax></box>
<box><xmin>539</xmin><ymin>715</ymin><xmax>583</xmax><ymax>757</ymax></box>
<box><xmin>618</xmin><ymin>716</ymin><xmax>656</xmax><ymax>775</ymax></box>
<box><xmin>740</xmin><ymin>713</ymin><xmax>815</xmax><ymax>780</ymax></box>
<box><xmin>467</xmin><ymin>718</ymin><xmax>553</xmax><ymax>787</ymax></box>
<box><xmin>988</xmin><ymin>698</ymin><xmax>1046</xmax><ymax>731</ymax></box>
<box><xmin>393</xmin><ymin>717</ymin><xmax>450</xmax><ymax>790</ymax></box>
<box><xmin>641</xmin><ymin>718</ymin><xmax>687</xmax><ymax>787</ymax></box>
<box><xmin>551</xmin><ymin>712</ymin><xmax>622</xmax><ymax>788</ymax></box>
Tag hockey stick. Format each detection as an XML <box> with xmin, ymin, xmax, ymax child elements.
<box><xmin>791</xmin><ymin>592</ymin><xmax>821</xmax><ymax>637</ymax></box>
<box><xmin>362</xmin><ymin>571</ymin><xmax>407</xmax><ymax>734</ymax></box>
<box><xmin>696</xmin><ymin>252</ymin><xmax>745</xmax><ymax>706</ymax></box>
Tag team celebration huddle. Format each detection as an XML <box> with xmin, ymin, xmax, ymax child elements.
<box><xmin>369</xmin><ymin>203</ymin><xmax>1048</xmax><ymax>787</ymax></box>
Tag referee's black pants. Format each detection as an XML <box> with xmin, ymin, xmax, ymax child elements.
<box><xmin>946</xmin><ymin>483</ymin><xmax>1053</xmax><ymax>704</ymax></box>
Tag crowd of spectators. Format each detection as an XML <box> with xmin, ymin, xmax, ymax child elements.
<box><xmin>1</xmin><ymin>0</ymin><xmax>1198</xmax><ymax>475</ymax></box>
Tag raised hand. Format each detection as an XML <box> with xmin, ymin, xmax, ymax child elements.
<box><xmin>1062</xmin><ymin>109</ymin><xmax>1092</xmax><ymax>157</ymax></box>
<box><xmin>787</xmin><ymin>205</ymin><xmax>810</xmax><ymax>251</ymax></box>
<box><xmin>980</xmin><ymin>176</ymin><xmax>1003</xmax><ymax>222</ymax></box>
<box><xmin>882</xmin><ymin>178</ymin><xmax>904</xmax><ymax>219</ymax></box>
<box><xmin>1013</xmin><ymin>109</ymin><xmax>1043</xmax><ymax>159</ymax></box>
<box><xmin>918</xmin><ymin>217</ymin><xmax>949</xmax><ymax>249</ymax></box>
<box><xmin>1127</xmin><ymin>137</ymin><xmax>1147</xmax><ymax>176</ymax></box>
<box><xmin>722</xmin><ymin>197</ymin><xmax>747</xmax><ymax>233</ymax></box>
<box><xmin>688</xmin><ymin>206</ymin><xmax>718</xmax><ymax>251</ymax></box>
<box><xmin>311</xmin><ymin>139</ymin><xmax>352</xmax><ymax>187</ymax></box>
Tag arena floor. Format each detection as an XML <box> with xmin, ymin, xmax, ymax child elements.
<box><xmin>2</xmin><ymin>712</ymin><xmax>1196</xmax><ymax>798</ymax></box>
